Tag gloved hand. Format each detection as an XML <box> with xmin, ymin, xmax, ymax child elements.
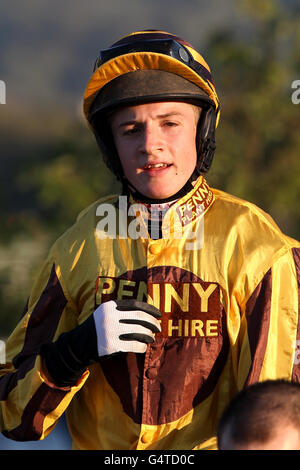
<box><xmin>93</xmin><ymin>299</ymin><xmax>161</xmax><ymax>356</ymax></box>
<box><xmin>41</xmin><ymin>299</ymin><xmax>161</xmax><ymax>387</ymax></box>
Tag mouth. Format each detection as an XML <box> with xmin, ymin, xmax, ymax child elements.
<box><xmin>143</xmin><ymin>162</ymin><xmax>172</xmax><ymax>171</ymax></box>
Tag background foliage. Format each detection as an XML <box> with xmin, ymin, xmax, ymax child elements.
<box><xmin>0</xmin><ymin>0</ymin><xmax>300</xmax><ymax>337</ymax></box>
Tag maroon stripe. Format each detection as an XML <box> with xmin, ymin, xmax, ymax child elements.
<box><xmin>13</xmin><ymin>264</ymin><xmax>67</xmax><ymax>368</ymax></box>
<box><xmin>191</xmin><ymin>60</ymin><xmax>214</xmax><ymax>86</ymax></box>
<box><xmin>245</xmin><ymin>269</ymin><xmax>272</xmax><ymax>386</ymax></box>
<box><xmin>0</xmin><ymin>264</ymin><xmax>67</xmax><ymax>401</ymax></box>
<box><xmin>0</xmin><ymin>356</ymin><xmax>36</xmax><ymax>401</ymax></box>
<box><xmin>148</xmin><ymin>265</ymin><xmax>199</xmax><ymax>283</ymax></box>
<box><xmin>292</xmin><ymin>248</ymin><xmax>300</xmax><ymax>381</ymax></box>
<box><xmin>111</xmin><ymin>31</ymin><xmax>194</xmax><ymax>49</ymax></box>
<box><xmin>2</xmin><ymin>382</ymin><xmax>69</xmax><ymax>441</ymax></box>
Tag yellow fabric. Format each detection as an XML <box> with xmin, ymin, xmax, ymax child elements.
<box><xmin>0</xmin><ymin>177</ymin><xmax>299</xmax><ymax>449</ymax></box>
<box><xmin>83</xmin><ymin>52</ymin><xmax>220</xmax><ymax>125</ymax></box>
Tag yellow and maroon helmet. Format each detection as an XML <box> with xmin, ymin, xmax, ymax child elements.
<box><xmin>84</xmin><ymin>30</ymin><xmax>220</xmax><ymax>179</ymax></box>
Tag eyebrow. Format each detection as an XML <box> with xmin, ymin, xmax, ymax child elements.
<box><xmin>116</xmin><ymin>112</ymin><xmax>184</xmax><ymax>128</ymax></box>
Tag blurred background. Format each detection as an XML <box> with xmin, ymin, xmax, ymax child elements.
<box><xmin>0</xmin><ymin>0</ymin><xmax>300</xmax><ymax>449</ymax></box>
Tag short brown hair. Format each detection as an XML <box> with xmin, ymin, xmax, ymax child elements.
<box><xmin>217</xmin><ymin>380</ymin><xmax>300</xmax><ymax>449</ymax></box>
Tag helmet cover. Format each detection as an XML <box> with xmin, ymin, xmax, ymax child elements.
<box><xmin>84</xmin><ymin>30</ymin><xmax>220</xmax><ymax>179</ymax></box>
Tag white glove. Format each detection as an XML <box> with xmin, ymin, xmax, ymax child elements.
<box><xmin>93</xmin><ymin>299</ymin><xmax>161</xmax><ymax>357</ymax></box>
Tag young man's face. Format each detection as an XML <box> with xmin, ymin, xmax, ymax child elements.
<box><xmin>110</xmin><ymin>101</ymin><xmax>200</xmax><ymax>199</ymax></box>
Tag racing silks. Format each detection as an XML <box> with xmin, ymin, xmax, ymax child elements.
<box><xmin>0</xmin><ymin>176</ymin><xmax>300</xmax><ymax>450</ymax></box>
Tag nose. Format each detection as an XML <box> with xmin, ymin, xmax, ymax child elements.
<box><xmin>139</xmin><ymin>123</ymin><xmax>163</xmax><ymax>155</ymax></box>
